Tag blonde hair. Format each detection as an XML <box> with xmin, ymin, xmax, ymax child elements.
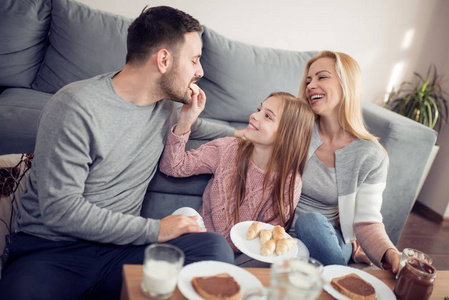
<box><xmin>299</xmin><ymin>50</ymin><xmax>380</xmax><ymax>143</ymax></box>
<box><xmin>230</xmin><ymin>92</ymin><xmax>315</xmax><ymax>230</ymax></box>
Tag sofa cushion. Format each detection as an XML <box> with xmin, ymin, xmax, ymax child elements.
<box><xmin>0</xmin><ymin>153</ymin><xmax>34</xmax><ymax>276</ymax></box>
<box><xmin>141</xmin><ymin>191</ymin><xmax>203</xmax><ymax>220</ymax></box>
<box><xmin>0</xmin><ymin>88</ymin><xmax>53</xmax><ymax>155</ymax></box>
<box><xmin>32</xmin><ymin>0</ymin><xmax>132</xmax><ymax>94</ymax></box>
<box><xmin>148</xmin><ymin>169</ymin><xmax>212</xmax><ymax>196</ymax></box>
<box><xmin>0</xmin><ymin>0</ymin><xmax>51</xmax><ymax>88</ymax></box>
<box><xmin>198</xmin><ymin>26</ymin><xmax>317</xmax><ymax>123</ymax></box>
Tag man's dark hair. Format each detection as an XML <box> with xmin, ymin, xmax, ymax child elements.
<box><xmin>126</xmin><ymin>6</ymin><xmax>202</xmax><ymax>66</ymax></box>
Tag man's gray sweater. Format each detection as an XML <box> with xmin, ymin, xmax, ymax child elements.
<box><xmin>16</xmin><ymin>72</ymin><xmax>234</xmax><ymax>245</ymax></box>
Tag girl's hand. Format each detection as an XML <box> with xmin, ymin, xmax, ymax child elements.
<box><xmin>174</xmin><ymin>87</ymin><xmax>206</xmax><ymax>135</ymax></box>
<box><xmin>381</xmin><ymin>248</ymin><xmax>401</xmax><ymax>273</ymax></box>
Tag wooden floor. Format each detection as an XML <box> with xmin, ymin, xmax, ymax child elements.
<box><xmin>396</xmin><ymin>207</ymin><xmax>449</xmax><ymax>270</ymax></box>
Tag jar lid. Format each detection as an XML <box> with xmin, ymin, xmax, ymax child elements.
<box><xmin>404</xmin><ymin>258</ymin><xmax>437</xmax><ymax>279</ymax></box>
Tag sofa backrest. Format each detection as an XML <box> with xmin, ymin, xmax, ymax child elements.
<box><xmin>363</xmin><ymin>101</ymin><xmax>437</xmax><ymax>244</ymax></box>
<box><xmin>1</xmin><ymin>0</ymin><xmax>131</xmax><ymax>94</ymax></box>
<box><xmin>32</xmin><ymin>0</ymin><xmax>132</xmax><ymax>94</ymax></box>
<box><xmin>1</xmin><ymin>0</ymin><xmax>317</xmax><ymax>117</ymax></box>
<box><xmin>199</xmin><ymin>26</ymin><xmax>317</xmax><ymax>124</ymax></box>
<box><xmin>0</xmin><ymin>0</ymin><xmax>51</xmax><ymax>88</ymax></box>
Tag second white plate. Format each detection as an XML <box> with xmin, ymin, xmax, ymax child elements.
<box><xmin>230</xmin><ymin>221</ymin><xmax>309</xmax><ymax>263</ymax></box>
<box><xmin>322</xmin><ymin>265</ymin><xmax>396</xmax><ymax>300</ymax></box>
<box><xmin>177</xmin><ymin>261</ymin><xmax>263</xmax><ymax>300</ymax></box>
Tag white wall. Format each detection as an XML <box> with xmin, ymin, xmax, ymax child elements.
<box><xmin>411</xmin><ymin>1</ymin><xmax>449</xmax><ymax>218</ymax></box>
<box><xmin>78</xmin><ymin>0</ymin><xmax>449</xmax><ymax>106</ymax></box>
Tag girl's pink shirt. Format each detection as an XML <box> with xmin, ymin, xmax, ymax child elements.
<box><xmin>159</xmin><ymin>128</ymin><xmax>302</xmax><ymax>252</ymax></box>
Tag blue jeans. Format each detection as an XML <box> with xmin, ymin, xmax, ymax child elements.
<box><xmin>295</xmin><ymin>212</ymin><xmax>353</xmax><ymax>266</ymax></box>
<box><xmin>0</xmin><ymin>232</ymin><xmax>234</xmax><ymax>300</ymax></box>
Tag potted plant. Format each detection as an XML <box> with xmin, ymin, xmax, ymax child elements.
<box><xmin>385</xmin><ymin>65</ymin><xmax>449</xmax><ymax>201</ymax></box>
<box><xmin>385</xmin><ymin>64</ymin><xmax>448</xmax><ymax>133</ymax></box>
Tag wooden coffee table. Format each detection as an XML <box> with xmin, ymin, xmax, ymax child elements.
<box><xmin>121</xmin><ymin>264</ymin><xmax>449</xmax><ymax>300</ymax></box>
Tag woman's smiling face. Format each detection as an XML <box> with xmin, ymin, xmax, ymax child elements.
<box><xmin>305</xmin><ymin>57</ymin><xmax>343</xmax><ymax>117</ymax></box>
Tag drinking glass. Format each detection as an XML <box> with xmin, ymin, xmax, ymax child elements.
<box><xmin>141</xmin><ymin>244</ymin><xmax>185</xmax><ymax>299</ymax></box>
<box><xmin>244</xmin><ymin>257</ymin><xmax>323</xmax><ymax>300</ymax></box>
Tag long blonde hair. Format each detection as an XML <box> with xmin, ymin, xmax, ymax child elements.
<box><xmin>299</xmin><ymin>50</ymin><xmax>380</xmax><ymax>143</ymax></box>
<box><xmin>230</xmin><ymin>92</ymin><xmax>315</xmax><ymax>230</ymax></box>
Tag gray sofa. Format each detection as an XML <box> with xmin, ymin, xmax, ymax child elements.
<box><xmin>0</xmin><ymin>0</ymin><xmax>437</xmax><ymax>266</ymax></box>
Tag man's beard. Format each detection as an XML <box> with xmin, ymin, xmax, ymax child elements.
<box><xmin>159</xmin><ymin>61</ymin><xmax>192</xmax><ymax>105</ymax></box>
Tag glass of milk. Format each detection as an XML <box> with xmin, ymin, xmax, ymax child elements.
<box><xmin>141</xmin><ymin>244</ymin><xmax>185</xmax><ymax>299</ymax></box>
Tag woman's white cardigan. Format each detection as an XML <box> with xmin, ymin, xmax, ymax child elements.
<box><xmin>307</xmin><ymin>124</ymin><xmax>396</xmax><ymax>266</ymax></box>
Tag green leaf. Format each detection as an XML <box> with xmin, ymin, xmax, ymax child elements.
<box><xmin>385</xmin><ymin>64</ymin><xmax>448</xmax><ymax>132</ymax></box>
<box><xmin>424</xmin><ymin>101</ymin><xmax>434</xmax><ymax>128</ymax></box>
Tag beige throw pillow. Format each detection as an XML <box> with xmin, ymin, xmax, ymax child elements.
<box><xmin>0</xmin><ymin>153</ymin><xmax>34</xmax><ymax>273</ymax></box>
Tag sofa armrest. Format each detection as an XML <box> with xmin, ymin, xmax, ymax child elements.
<box><xmin>362</xmin><ymin>101</ymin><xmax>437</xmax><ymax>244</ymax></box>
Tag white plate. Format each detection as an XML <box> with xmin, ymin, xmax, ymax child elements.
<box><xmin>322</xmin><ymin>265</ymin><xmax>396</xmax><ymax>300</ymax></box>
<box><xmin>230</xmin><ymin>221</ymin><xmax>308</xmax><ymax>263</ymax></box>
<box><xmin>177</xmin><ymin>261</ymin><xmax>263</xmax><ymax>300</ymax></box>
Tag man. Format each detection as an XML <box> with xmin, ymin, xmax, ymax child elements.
<box><xmin>0</xmin><ymin>6</ymin><xmax>236</xmax><ymax>300</ymax></box>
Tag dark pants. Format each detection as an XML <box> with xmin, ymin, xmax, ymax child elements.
<box><xmin>0</xmin><ymin>232</ymin><xmax>234</xmax><ymax>300</ymax></box>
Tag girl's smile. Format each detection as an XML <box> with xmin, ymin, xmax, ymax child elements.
<box><xmin>243</xmin><ymin>96</ymin><xmax>283</xmax><ymax>148</ymax></box>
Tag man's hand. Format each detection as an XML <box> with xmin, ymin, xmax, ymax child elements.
<box><xmin>174</xmin><ymin>88</ymin><xmax>206</xmax><ymax>135</ymax></box>
<box><xmin>158</xmin><ymin>214</ymin><xmax>206</xmax><ymax>242</ymax></box>
<box><xmin>381</xmin><ymin>248</ymin><xmax>401</xmax><ymax>273</ymax></box>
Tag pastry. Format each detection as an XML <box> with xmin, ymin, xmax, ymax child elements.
<box><xmin>259</xmin><ymin>229</ymin><xmax>272</xmax><ymax>245</ymax></box>
<box><xmin>272</xmin><ymin>225</ymin><xmax>286</xmax><ymax>241</ymax></box>
<box><xmin>275</xmin><ymin>238</ymin><xmax>294</xmax><ymax>256</ymax></box>
<box><xmin>189</xmin><ymin>83</ymin><xmax>200</xmax><ymax>95</ymax></box>
<box><xmin>246</xmin><ymin>221</ymin><xmax>263</xmax><ymax>240</ymax></box>
<box><xmin>260</xmin><ymin>239</ymin><xmax>276</xmax><ymax>256</ymax></box>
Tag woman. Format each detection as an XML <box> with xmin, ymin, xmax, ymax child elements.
<box><xmin>293</xmin><ymin>50</ymin><xmax>401</xmax><ymax>271</ymax></box>
<box><xmin>160</xmin><ymin>91</ymin><xmax>315</xmax><ymax>251</ymax></box>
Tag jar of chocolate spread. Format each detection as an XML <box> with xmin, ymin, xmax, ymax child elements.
<box><xmin>394</xmin><ymin>257</ymin><xmax>437</xmax><ymax>300</ymax></box>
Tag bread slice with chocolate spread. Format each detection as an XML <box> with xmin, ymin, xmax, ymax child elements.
<box><xmin>330</xmin><ymin>273</ymin><xmax>376</xmax><ymax>300</ymax></box>
<box><xmin>191</xmin><ymin>273</ymin><xmax>241</xmax><ymax>300</ymax></box>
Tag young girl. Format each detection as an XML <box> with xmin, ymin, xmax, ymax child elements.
<box><xmin>159</xmin><ymin>91</ymin><xmax>315</xmax><ymax>251</ymax></box>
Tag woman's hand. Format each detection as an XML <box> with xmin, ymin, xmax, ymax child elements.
<box><xmin>174</xmin><ymin>88</ymin><xmax>206</xmax><ymax>135</ymax></box>
<box><xmin>382</xmin><ymin>248</ymin><xmax>401</xmax><ymax>273</ymax></box>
